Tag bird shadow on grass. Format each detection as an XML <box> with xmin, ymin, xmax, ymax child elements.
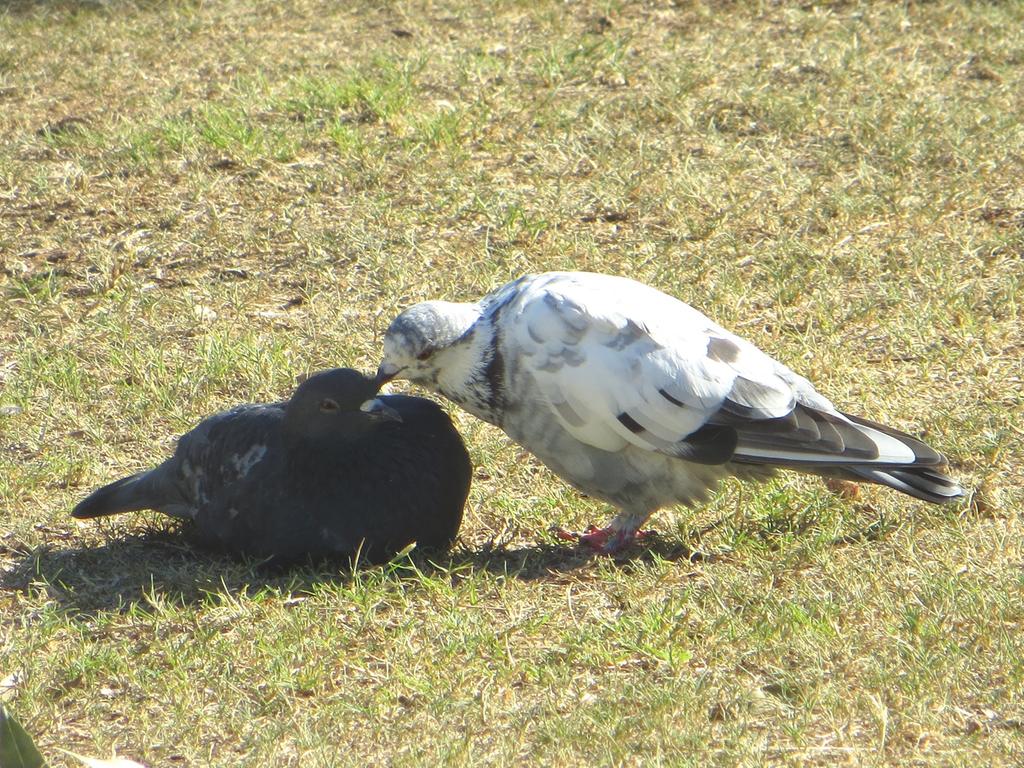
<box><xmin>0</xmin><ymin>506</ymin><xmax>904</xmax><ymax>619</ymax></box>
<box><xmin>443</xmin><ymin>533</ymin><xmax>717</xmax><ymax>580</ymax></box>
<box><xmin>0</xmin><ymin>526</ymin><xmax>255</xmax><ymax>619</ymax></box>
<box><xmin>0</xmin><ymin>522</ymin><xmax>718</xmax><ymax>618</ymax></box>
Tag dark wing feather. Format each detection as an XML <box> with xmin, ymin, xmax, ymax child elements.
<box><xmin>72</xmin><ymin>404</ymin><xmax>283</xmax><ymax>521</ymax></box>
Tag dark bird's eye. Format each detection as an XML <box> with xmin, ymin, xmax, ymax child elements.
<box><xmin>319</xmin><ymin>398</ymin><xmax>340</xmax><ymax>413</ymax></box>
<box><xmin>416</xmin><ymin>347</ymin><xmax>433</xmax><ymax>361</ymax></box>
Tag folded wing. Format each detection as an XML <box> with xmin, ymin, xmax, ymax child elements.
<box><xmin>508</xmin><ymin>272</ymin><xmax>960</xmax><ymax>501</ymax></box>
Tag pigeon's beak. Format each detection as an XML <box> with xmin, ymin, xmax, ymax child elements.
<box><xmin>375</xmin><ymin>362</ymin><xmax>403</xmax><ymax>385</ymax></box>
<box><xmin>359</xmin><ymin>397</ymin><xmax>403</xmax><ymax>423</ymax></box>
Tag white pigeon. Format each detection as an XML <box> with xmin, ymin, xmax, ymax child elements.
<box><xmin>377</xmin><ymin>271</ymin><xmax>963</xmax><ymax>553</ymax></box>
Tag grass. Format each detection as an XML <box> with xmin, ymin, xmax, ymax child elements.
<box><xmin>1</xmin><ymin>0</ymin><xmax>1022</xmax><ymax>765</ymax></box>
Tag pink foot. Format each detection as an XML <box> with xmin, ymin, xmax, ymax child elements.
<box><xmin>551</xmin><ymin>525</ymin><xmax>655</xmax><ymax>554</ymax></box>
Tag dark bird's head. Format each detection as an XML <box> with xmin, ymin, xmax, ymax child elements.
<box><xmin>285</xmin><ymin>368</ymin><xmax>401</xmax><ymax>443</ymax></box>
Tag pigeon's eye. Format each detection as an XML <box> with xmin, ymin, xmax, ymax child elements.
<box><xmin>416</xmin><ymin>347</ymin><xmax>433</xmax><ymax>361</ymax></box>
<box><xmin>319</xmin><ymin>398</ymin><xmax>340</xmax><ymax>413</ymax></box>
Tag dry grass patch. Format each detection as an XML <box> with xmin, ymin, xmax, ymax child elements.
<box><xmin>1</xmin><ymin>0</ymin><xmax>1022</xmax><ymax>765</ymax></box>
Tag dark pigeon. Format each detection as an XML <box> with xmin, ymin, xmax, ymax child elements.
<box><xmin>377</xmin><ymin>271</ymin><xmax>964</xmax><ymax>553</ymax></box>
<box><xmin>72</xmin><ymin>368</ymin><xmax>472</xmax><ymax>565</ymax></box>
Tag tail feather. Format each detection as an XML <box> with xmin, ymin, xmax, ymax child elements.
<box><xmin>732</xmin><ymin>406</ymin><xmax>964</xmax><ymax>504</ymax></box>
<box><xmin>842</xmin><ymin>465</ymin><xmax>963</xmax><ymax>504</ymax></box>
<box><xmin>833</xmin><ymin>413</ymin><xmax>964</xmax><ymax>503</ymax></box>
<box><xmin>72</xmin><ymin>468</ymin><xmax>185</xmax><ymax>519</ymax></box>
<box><xmin>842</xmin><ymin>413</ymin><xmax>946</xmax><ymax>466</ymax></box>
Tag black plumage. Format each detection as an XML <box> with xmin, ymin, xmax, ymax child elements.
<box><xmin>72</xmin><ymin>368</ymin><xmax>472</xmax><ymax>565</ymax></box>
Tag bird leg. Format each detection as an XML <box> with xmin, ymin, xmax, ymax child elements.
<box><xmin>551</xmin><ymin>510</ymin><xmax>655</xmax><ymax>554</ymax></box>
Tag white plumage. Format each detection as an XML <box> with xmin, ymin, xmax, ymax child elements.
<box><xmin>378</xmin><ymin>271</ymin><xmax>962</xmax><ymax>552</ymax></box>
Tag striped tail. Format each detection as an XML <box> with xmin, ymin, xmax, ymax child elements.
<box><xmin>731</xmin><ymin>407</ymin><xmax>964</xmax><ymax>504</ymax></box>
<box><xmin>841</xmin><ymin>464</ymin><xmax>963</xmax><ymax>503</ymax></box>
<box><xmin>833</xmin><ymin>413</ymin><xmax>963</xmax><ymax>503</ymax></box>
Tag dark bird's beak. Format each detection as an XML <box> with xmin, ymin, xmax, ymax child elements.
<box><xmin>359</xmin><ymin>397</ymin><xmax>403</xmax><ymax>423</ymax></box>
<box><xmin>375</xmin><ymin>362</ymin><xmax>402</xmax><ymax>385</ymax></box>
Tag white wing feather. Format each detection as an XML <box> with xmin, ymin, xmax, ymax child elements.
<box><xmin>500</xmin><ymin>272</ymin><xmax>922</xmax><ymax>467</ymax></box>
<box><xmin>507</xmin><ymin>273</ymin><xmax>794</xmax><ymax>454</ymax></box>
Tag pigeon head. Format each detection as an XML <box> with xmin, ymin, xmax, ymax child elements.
<box><xmin>378</xmin><ymin>301</ymin><xmax>481</xmax><ymax>386</ymax></box>
<box><xmin>285</xmin><ymin>368</ymin><xmax>400</xmax><ymax>442</ymax></box>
